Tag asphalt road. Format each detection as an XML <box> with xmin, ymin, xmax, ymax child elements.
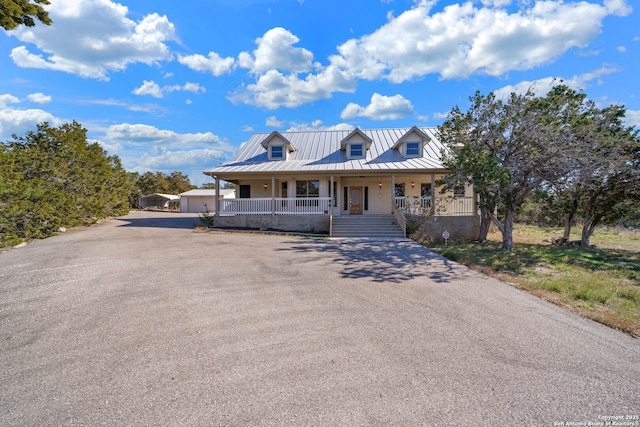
<box><xmin>1</xmin><ymin>211</ymin><xmax>638</xmax><ymax>426</ymax></box>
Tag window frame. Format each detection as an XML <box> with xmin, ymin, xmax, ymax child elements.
<box><xmin>296</xmin><ymin>180</ymin><xmax>320</xmax><ymax>198</ymax></box>
<box><xmin>405</xmin><ymin>141</ymin><xmax>421</xmax><ymax>157</ymax></box>
<box><xmin>270</xmin><ymin>145</ymin><xmax>284</xmax><ymax>160</ymax></box>
<box><xmin>348</xmin><ymin>143</ymin><xmax>364</xmax><ymax>159</ymax></box>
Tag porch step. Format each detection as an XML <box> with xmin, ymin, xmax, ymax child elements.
<box><xmin>331</xmin><ymin>215</ymin><xmax>405</xmax><ymax>239</ymax></box>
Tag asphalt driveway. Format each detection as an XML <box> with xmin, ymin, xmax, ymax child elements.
<box><xmin>1</xmin><ymin>211</ymin><xmax>638</xmax><ymax>426</ymax></box>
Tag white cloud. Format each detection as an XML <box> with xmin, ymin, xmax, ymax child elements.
<box><xmin>104</xmin><ymin>123</ymin><xmax>231</xmax><ymax>149</ymax></box>
<box><xmin>492</xmin><ymin>65</ymin><xmax>620</xmax><ymax>99</ymax></box>
<box><xmin>238</xmin><ymin>27</ymin><xmax>315</xmax><ymax>74</ymax></box>
<box><xmin>617</xmin><ymin>46</ymin><xmax>627</xmax><ymax>53</ymax></box>
<box><xmin>333</xmin><ymin>0</ymin><xmax>632</xmax><ymax>82</ymax></box>
<box><xmin>8</xmin><ymin>0</ymin><xmax>176</xmax><ymax>80</ymax></box>
<box><xmin>623</xmin><ymin>110</ymin><xmax>640</xmax><ymax>128</ymax></box>
<box><xmin>285</xmin><ymin>120</ymin><xmax>354</xmax><ymax>132</ymax></box>
<box><xmin>0</xmin><ymin>94</ymin><xmax>21</xmax><ymax>108</ymax></box>
<box><xmin>132</xmin><ymin>80</ymin><xmax>206</xmax><ymax>98</ymax></box>
<box><xmin>26</xmin><ymin>92</ymin><xmax>52</xmax><ymax>104</ymax></box>
<box><xmin>266</xmin><ymin>116</ymin><xmax>284</xmax><ymax>127</ymax></box>
<box><xmin>340</xmin><ymin>93</ymin><xmax>415</xmax><ymax>120</ymax></box>
<box><xmin>0</xmin><ymin>107</ymin><xmax>63</xmax><ymax>139</ymax></box>
<box><xmin>432</xmin><ymin>111</ymin><xmax>450</xmax><ymax>120</ymax></box>
<box><xmin>231</xmin><ymin>64</ymin><xmax>356</xmax><ymax>109</ymax></box>
<box><xmin>132</xmin><ymin>80</ymin><xmax>163</xmax><ymax>98</ymax></box>
<box><xmin>177</xmin><ymin>51</ymin><xmax>235</xmax><ymax>76</ymax></box>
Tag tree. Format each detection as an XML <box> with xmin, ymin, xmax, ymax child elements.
<box><xmin>439</xmin><ymin>87</ymin><xmax>580</xmax><ymax>251</ymax></box>
<box><xmin>1</xmin><ymin>121</ymin><xmax>130</xmax><ymax>246</ymax></box>
<box><xmin>0</xmin><ymin>0</ymin><xmax>52</xmax><ymax>30</ymax></box>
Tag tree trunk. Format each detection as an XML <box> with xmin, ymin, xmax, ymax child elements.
<box><xmin>580</xmin><ymin>203</ymin><xmax>598</xmax><ymax>248</ymax></box>
<box><xmin>478</xmin><ymin>207</ymin><xmax>491</xmax><ymax>242</ymax></box>
<box><xmin>563</xmin><ymin>212</ymin><xmax>573</xmax><ymax>240</ymax></box>
<box><xmin>501</xmin><ymin>207</ymin><xmax>515</xmax><ymax>251</ymax></box>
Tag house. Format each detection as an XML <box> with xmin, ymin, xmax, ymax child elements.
<box><xmin>139</xmin><ymin>193</ymin><xmax>180</xmax><ymax>210</ymax></box>
<box><xmin>203</xmin><ymin>127</ymin><xmax>479</xmax><ymax>238</ymax></box>
<box><xmin>178</xmin><ymin>189</ymin><xmax>235</xmax><ymax>213</ymax></box>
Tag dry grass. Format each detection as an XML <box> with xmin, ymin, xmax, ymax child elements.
<box><xmin>417</xmin><ymin>225</ymin><xmax>640</xmax><ymax>338</ymax></box>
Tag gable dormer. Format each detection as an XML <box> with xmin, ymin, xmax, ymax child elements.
<box><xmin>261</xmin><ymin>131</ymin><xmax>295</xmax><ymax>161</ymax></box>
<box><xmin>340</xmin><ymin>128</ymin><xmax>373</xmax><ymax>159</ymax></box>
<box><xmin>393</xmin><ymin>126</ymin><xmax>430</xmax><ymax>158</ymax></box>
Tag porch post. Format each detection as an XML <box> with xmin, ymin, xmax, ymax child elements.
<box><xmin>391</xmin><ymin>174</ymin><xmax>396</xmax><ymax>213</ymax></box>
<box><xmin>430</xmin><ymin>173</ymin><xmax>436</xmax><ymax>215</ymax></box>
<box><xmin>330</xmin><ymin>175</ymin><xmax>334</xmax><ymax>215</ymax></box>
<box><xmin>214</xmin><ymin>176</ymin><xmax>220</xmax><ymax>216</ymax></box>
<box><xmin>271</xmin><ymin>176</ymin><xmax>276</xmax><ymax>215</ymax></box>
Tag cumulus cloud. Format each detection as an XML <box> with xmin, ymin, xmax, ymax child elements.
<box><xmin>104</xmin><ymin>123</ymin><xmax>231</xmax><ymax>149</ymax></box>
<box><xmin>177</xmin><ymin>51</ymin><xmax>235</xmax><ymax>76</ymax></box>
<box><xmin>0</xmin><ymin>107</ymin><xmax>63</xmax><ymax>139</ymax></box>
<box><xmin>238</xmin><ymin>27</ymin><xmax>315</xmax><ymax>74</ymax></box>
<box><xmin>0</xmin><ymin>94</ymin><xmax>21</xmax><ymax>108</ymax></box>
<box><xmin>332</xmin><ymin>0</ymin><xmax>632</xmax><ymax>82</ymax></box>
<box><xmin>492</xmin><ymin>65</ymin><xmax>620</xmax><ymax>99</ymax></box>
<box><xmin>623</xmin><ymin>110</ymin><xmax>640</xmax><ymax>128</ymax></box>
<box><xmin>132</xmin><ymin>80</ymin><xmax>206</xmax><ymax>98</ymax></box>
<box><xmin>340</xmin><ymin>93</ymin><xmax>415</xmax><ymax>120</ymax></box>
<box><xmin>231</xmin><ymin>64</ymin><xmax>356</xmax><ymax>109</ymax></box>
<box><xmin>8</xmin><ymin>0</ymin><xmax>177</xmax><ymax>80</ymax></box>
<box><xmin>101</xmin><ymin>123</ymin><xmax>237</xmax><ymax>185</ymax></box>
<box><xmin>285</xmin><ymin>120</ymin><xmax>354</xmax><ymax>132</ymax></box>
<box><xmin>26</xmin><ymin>93</ymin><xmax>52</xmax><ymax>104</ymax></box>
<box><xmin>266</xmin><ymin>116</ymin><xmax>284</xmax><ymax>127</ymax></box>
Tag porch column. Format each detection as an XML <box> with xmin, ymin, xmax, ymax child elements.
<box><xmin>214</xmin><ymin>176</ymin><xmax>220</xmax><ymax>216</ymax></box>
<box><xmin>391</xmin><ymin>174</ymin><xmax>396</xmax><ymax>213</ymax></box>
<box><xmin>330</xmin><ymin>175</ymin><xmax>334</xmax><ymax>215</ymax></box>
<box><xmin>430</xmin><ymin>173</ymin><xmax>436</xmax><ymax>215</ymax></box>
<box><xmin>271</xmin><ymin>176</ymin><xmax>276</xmax><ymax>215</ymax></box>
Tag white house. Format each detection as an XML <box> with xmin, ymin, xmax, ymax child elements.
<box><xmin>179</xmin><ymin>189</ymin><xmax>235</xmax><ymax>213</ymax></box>
<box><xmin>203</xmin><ymin>127</ymin><xmax>478</xmax><ymax>238</ymax></box>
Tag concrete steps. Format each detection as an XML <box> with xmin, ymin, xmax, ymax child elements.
<box><xmin>331</xmin><ymin>215</ymin><xmax>405</xmax><ymax>239</ymax></box>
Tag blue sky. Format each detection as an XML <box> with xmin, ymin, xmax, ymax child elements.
<box><xmin>1</xmin><ymin>0</ymin><xmax>638</xmax><ymax>186</ymax></box>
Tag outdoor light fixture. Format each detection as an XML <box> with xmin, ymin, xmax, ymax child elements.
<box><xmin>264</xmin><ymin>183</ymin><xmax>268</xmax><ymax>191</ymax></box>
<box><xmin>378</xmin><ymin>182</ymin><xmax>382</xmax><ymax>189</ymax></box>
<box><xmin>411</xmin><ymin>182</ymin><xmax>415</xmax><ymax>188</ymax></box>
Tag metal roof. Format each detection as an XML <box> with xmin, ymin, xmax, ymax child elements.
<box><xmin>204</xmin><ymin>127</ymin><xmax>447</xmax><ymax>177</ymax></box>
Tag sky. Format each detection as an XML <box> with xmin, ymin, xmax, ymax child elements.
<box><xmin>1</xmin><ymin>0</ymin><xmax>638</xmax><ymax>186</ymax></box>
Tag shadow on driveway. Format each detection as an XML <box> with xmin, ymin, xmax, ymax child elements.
<box><xmin>278</xmin><ymin>238</ymin><xmax>472</xmax><ymax>285</ymax></box>
<box><xmin>116</xmin><ymin>212</ymin><xmax>200</xmax><ymax>229</ymax></box>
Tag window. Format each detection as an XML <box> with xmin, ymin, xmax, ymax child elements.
<box><xmin>420</xmin><ymin>183</ymin><xmax>431</xmax><ymax>198</ymax></box>
<box><xmin>281</xmin><ymin>182</ymin><xmax>288</xmax><ymax>197</ymax></box>
<box><xmin>349</xmin><ymin>143</ymin><xmax>364</xmax><ymax>158</ymax></box>
<box><xmin>454</xmin><ymin>185</ymin><xmax>465</xmax><ymax>197</ymax></box>
<box><xmin>271</xmin><ymin>145</ymin><xmax>284</xmax><ymax>160</ymax></box>
<box><xmin>239</xmin><ymin>185</ymin><xmax>251</xmax><ymax>198</ymax></box>
<box><xmin>406</xmin><ymin>142</ymin><xmax>420</xmax><ymax>157</ymax></box>
<box><xmin>296</xmin><ymin>180</ymin><xmax>319</xmax><ymax>197</ymax></box>
<box><xmin>364</xmin><ymin>187</ymin><xmax>368</xmax><ymax>211</ymax></box>
<box><xmin>394</xmin><ymin>183</ymin><xmax>405</xmax><ymax>197</ymax></box>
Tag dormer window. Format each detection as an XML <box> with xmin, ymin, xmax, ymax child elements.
<box><xmin>261</xmin><ymin>131</ymin><xmax>295</xmax><ymax>161</ymax></box>
<box><xmin>270</xmin><ymin>145</ymin><xmax>284</xmax><ymax>160</ymax></box>
<box><xmin>349</xmin><ymin>143</ymin><xmax>364</xmax><ymax>158</ymax></box>
<box><xmin>341</xmin><ymin>128</ymin><xmax>372</xmax><ymax>160</ymax></box>
<box><xmin>393</xmin><ymin>126</ymin><xmax>430</xmax><ymax>159</ymax></box>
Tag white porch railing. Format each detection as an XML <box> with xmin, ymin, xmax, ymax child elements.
<box><xmin>394</xmin><ymin>196</ymin><xmax>476</xmax><ymax>216</ymax></box>
<box><xmin>220</xmin><ymin>197</ymin><xmax>331</xmax><ymax>215</ymax></box>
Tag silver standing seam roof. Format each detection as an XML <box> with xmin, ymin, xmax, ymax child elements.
<box><xmin>204</xmin><ymin>127</ymin><xmax>448</xmax><ymax>177</ymax></box>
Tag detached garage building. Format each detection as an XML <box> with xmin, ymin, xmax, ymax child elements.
<box><xmin>179</xmin><ymin>189</ymin><xmax>235</xmax><ymax>213</ymax></box>
<box><xmin>139</xmin><ymin>193</ymin><xmax>180</xmax><ymax>210</ymax></box>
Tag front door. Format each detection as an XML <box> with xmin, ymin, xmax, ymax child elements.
<box><xmin>349</xmin><ymin>186</ymin><xmax>363</xmax><ymax>214</ymax></box>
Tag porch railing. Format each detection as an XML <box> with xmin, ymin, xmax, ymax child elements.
<box><xmin>394</xmin><ymin>196</ymin><xmax>476</xmax><ymax>216</ymax></box>
<box><xmin>219</xmin><ymin>197</ymin><xmax>331</xmax><ymax>215</ymax></box>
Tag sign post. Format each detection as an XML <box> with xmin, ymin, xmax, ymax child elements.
<box><xmin>442</xmin><ymin>230</ymin><xmax>450</xmax><ymax>246</ymax></box>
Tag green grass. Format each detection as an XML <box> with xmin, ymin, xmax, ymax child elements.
<box><xmin>417</xmin><ymin>226</ymin><xmax>640</xmax><ymax>338</ymax></box>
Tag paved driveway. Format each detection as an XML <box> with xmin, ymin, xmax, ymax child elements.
<box><xmin>1</xmin><ymin>211</ymin><xmax>638</xmax><ymax>426</ymax></box>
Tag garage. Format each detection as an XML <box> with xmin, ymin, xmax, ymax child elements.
<box><xmin>179</xmin><ymin>189</ymin><xmax>235</xmax><ymax>213</ymax></box>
